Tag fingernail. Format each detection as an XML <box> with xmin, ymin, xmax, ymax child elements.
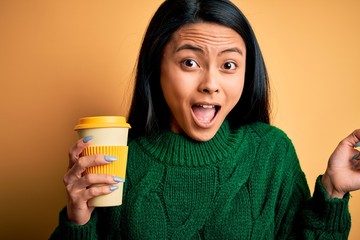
<box><xmin>113</xmin><ymin>176</ymin><xmax>124</xmax><ymax>183</ymax></box>
<box><xmin>104</xmin><ymin>156</ymin><xmax>118</xmax><ymax>162</ymax></box>
<box><xmin>83</xmin><ymin>136</ymin><xmax>94</xmax><ymax>143</ymax></box>
<box><xmin>355</xmin><ymin>142</ymin><xmax>360</xmax><ymax>148</ymax></box>
<box><xmin>109</xmin><ymin>185</ymin><xmax>119</xmax><ymax>191</ymax></box>
<box><xmin>352</xmin><ymin>153</ymin><xmax>360</xmax><ymax>160</ymax></box>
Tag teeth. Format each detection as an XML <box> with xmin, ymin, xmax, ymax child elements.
<box><xmin>198</xmin><ymin>104</ymin><xmax>214</xmax><ymax>109</ymax></box>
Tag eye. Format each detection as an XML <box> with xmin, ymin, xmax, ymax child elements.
<box><xmin>181</xmin><ymin>59</ymin><xmax>199</xmax><ymax>68</ymax></box>
<box><xmin>223</xmin><ymin>61</ymin><xmax>237</xmax><ymax>70</ymax></box>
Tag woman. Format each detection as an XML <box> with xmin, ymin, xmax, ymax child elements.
<box><xmin>50</xmin><ymin>0</ymin><xmax>360</xmax><ymax>239</ymax></box>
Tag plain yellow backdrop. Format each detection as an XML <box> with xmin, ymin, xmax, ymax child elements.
<box><xmin>0</xmin><ymin>0</ymin><xmax>359</xmax><ymax>239</ymax></box>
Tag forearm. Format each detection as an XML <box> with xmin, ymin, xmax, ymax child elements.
<box><xmin>276</xmin><ymin>173</ymin><xmax>350</xmax><ymax>240</ymax></box>
<box><xmin>298</xmin><ymin>176</ymin><xmax>351</xmax><ymax>239</ymax></box>
<box><xmin>49</xmin><ymin>207</ymin><xmax>99</xmax><ymax>240</ymax></box>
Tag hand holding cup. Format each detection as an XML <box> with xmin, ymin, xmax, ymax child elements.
<box><xmin>63</xmin><ymin>116</ymin><xmax>130</xmax><ymax>225</ymax></box>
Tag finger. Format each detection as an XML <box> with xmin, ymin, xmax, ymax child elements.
<box><xmin>66</xmin><ymin>174</ymin><xmax>123</xmax><ymax>202</ymax></box>
<box><xmin>74</xmin><ymin>173</ymin><xmax>124</xmax><ymax>190</ymax></box>
<box><xmin>349</xmin><ymin>129</ymin><xmax>360</xmax><ymax>147</ymax></box>
<box><xmin>351</xmin><ymin>150</ymin><xmax>360</xmax><ymax>169</ymax></box>
<box><xmin>64</xmin><ymin>154</ymin><xmax>117</xmax><ymax>185</ymax></box>
<box><xmin>85</xmin><ymin>184</ymin><xmax>119</xmax><ymax>201</ymax></box>
<box><xmin>352</xmin><ymin>151</ymin><xmax>360</xmax><ymax>160</ymax></box>
<box><xmin>354</xmin><ymin>162</ymin><xmax>359</xmax><ymax>169</ymax></box>
<box><xmin>335</xmin><ymin>130</ymin><xmax>360</xmax><ymax>158</ymax></box>
<box><xmin>68</xmin><ymin>136</ymin><xmax>94</xmax><ymax>166</ymax></box>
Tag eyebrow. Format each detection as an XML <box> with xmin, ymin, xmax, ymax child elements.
<box><xmin>175</xmin><ymin>44</ymin><xmax>244</xmax><ymax>56</ymax></box>
<box><xmin>176</xmin><ymin>44</ymin><xmax>203</xmax><ymax>53</ymax></box>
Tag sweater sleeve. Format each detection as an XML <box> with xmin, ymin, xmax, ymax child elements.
<box><xmin>48</xmin><ymin>207</ymin><xmax>99</xmax><ymax>240</ymax></box>
<box><xmin>298</xmin><ymin>175</ymin><xmax>351</xmax><ymax>239</ymax></box>
<box><xmin>273</xmin><ymin>138</ymin><xmax>351</xmax><ymax>239</ymax></box>
<box><xmin>49</xmin><ymin>167</ymin><xmax>132</xmax><ymax>239</ymax></box>
<box><xmin>276</xmin><ymin>165</ymin><xmax>351</xmax><ymax>239</ymax></box>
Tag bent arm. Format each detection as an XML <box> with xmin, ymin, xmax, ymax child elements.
<box><xmin>276</xmin><ymin>169</ymin><xmax>350</xmax><ymax>239</ymax></box>
<box><xmin>49</xmin><ymin>207</ymin><xmax>100</xmax><ymax>240</ymax></box>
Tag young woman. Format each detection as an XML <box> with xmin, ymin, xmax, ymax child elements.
<box><xmin>50</xmin><ymin>0</ymin><xmax>360</xmax><ymax>239</ymax></box>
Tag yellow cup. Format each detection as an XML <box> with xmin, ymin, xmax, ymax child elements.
<box><xmin>74</xmin><ymin>116</ymin><xmax>131</xmax><ymax>207</ymax></box>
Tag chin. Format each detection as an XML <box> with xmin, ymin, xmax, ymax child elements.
<box><xmin>186</xmin><ymin>129</ymin><xmax>218</xmax><ymax>142</ymax></box>
<box><xmin>185</xmin><ymin>118</ymin><xmax>224</xmax><ymax>142</ymax></box>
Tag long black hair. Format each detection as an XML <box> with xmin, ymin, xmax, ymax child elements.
<box><xmin>128</xmin><ymin>0</ymin><xmax>270</xmax><ymax>139</ymax></box>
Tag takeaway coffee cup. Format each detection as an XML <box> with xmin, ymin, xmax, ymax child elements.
<box><xmin>74</xmin><ymin>116</ymin><xmax>131</xmax><ymax>207</ymax></box>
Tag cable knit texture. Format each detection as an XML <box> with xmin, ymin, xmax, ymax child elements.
<box><xmin>50</xmin><ymin>121</ymin><xmax>351</xmax><ymax>239</ymax></box>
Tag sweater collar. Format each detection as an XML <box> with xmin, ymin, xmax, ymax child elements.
<box><xmin>135</xmin><ymin>121</ymin><xmax>246</xmax><ymax>167</ymax></box>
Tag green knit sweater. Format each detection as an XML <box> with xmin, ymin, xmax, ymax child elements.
<box><xmin>50</xmin><ymin>121</ymin><xmax>351</xmax><ymax>239</ymax></box>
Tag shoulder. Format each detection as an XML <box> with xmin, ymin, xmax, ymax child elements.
<box><xmin>243</xmin><ymin>122</ymin><xmax>298</xmax><ymax>164</ymax></box>
<box><xmin>245</xmin><ymin>122</ymin><xmax>291</xmax><ymax>144</ymax></box>
<box><xmin>244</xmin><ymin>123</ymin><xmax>303</xmax><ymax>181</ymax></box>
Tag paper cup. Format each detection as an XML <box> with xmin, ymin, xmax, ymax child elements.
<box><xmin>74</xmin><ymin>116</ymin><xmax>131</xmax><ymax>207</ymax></box>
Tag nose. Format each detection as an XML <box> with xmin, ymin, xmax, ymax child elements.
<box><xmin>198</xmin><ymin>70</ymin><xmax>220</xmax><ymax>94</ymax></box>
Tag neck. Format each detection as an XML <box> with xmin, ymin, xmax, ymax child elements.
<box><xmin>135</xmin><ymin>121</ymin><xmax>246</xmax><ymax>167</ymax></box>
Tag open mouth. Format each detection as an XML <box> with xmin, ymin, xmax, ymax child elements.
<box><xmin>191</xmin><ymin>104</ymin><xmax>220</xmax><ymax>124</ymax></box>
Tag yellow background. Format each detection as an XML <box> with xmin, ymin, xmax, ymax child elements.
<box><xmin>0</xmin><ymin>0</ymin><xmax>359</xmax><ymax>239</ymax></box>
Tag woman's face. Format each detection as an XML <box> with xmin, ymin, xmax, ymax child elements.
<box><xmin>160</xmin><ymin>22</ymin><xmax>246</xmax><ymax>141</ymax></box>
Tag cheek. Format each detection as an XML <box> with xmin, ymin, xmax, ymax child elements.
<box><xmin>160</xmin><ymin>66</ymin><xmax>175</xmax><ymax>102</ymax></box>
<box><xmin>234</xmin><ymin>82</ymin><xmax>245</xmax><ymax>101</ymax></box>
<box><xmin>161</xmin><ymin>68</ymin><xmax>193</xmax><ymax>103</ymax></box>
<box><xmin>226</xmin><ymin>91</ymin><xmax>243</xmax><ymax>114</ymax></box>
<box><xmin>226</xmin><ymin>78</ymin><xmax>245</xmax><ymax>106</ymax></box>
<box><xmin>161</xmin><ymin>77</ymin><xmax>180</xmax><ymax>104</ymax></box>
<box><xmin>160</xmin><ymin>71</ymin><xmax>185</xmax><ymax>114</ymax></box>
